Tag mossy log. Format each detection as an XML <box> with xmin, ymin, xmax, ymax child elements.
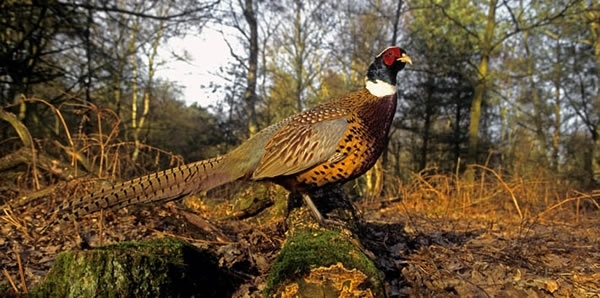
<box><xmin>265</xmin><ymin>227</ymin><xmax>385</xmax><ymax>297</ymax></box>
<box><xmin>264</xmin><ymin>186</ymin><xmax>386</xmax><ymax>298</ymax></box>
<box><xmin>29</xmin><ymin>237</ymin><xmax>241</xmax><ymax>298</ymax></box>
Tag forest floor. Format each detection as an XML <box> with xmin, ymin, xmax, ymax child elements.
<box><xmin>1</xmin><ymin>178</ymin><xmax>599</xmax><ymax>297</ymax></box>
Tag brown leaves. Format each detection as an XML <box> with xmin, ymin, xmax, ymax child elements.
<box><xmin>369</xmin><ymin>212</ymin><xmax>600</xmax><ymax>297</ymax></box>
<box><xmin>2</xmin><ymin>173</ymin><xmax>600</xmax><ymax>297</ymax></box>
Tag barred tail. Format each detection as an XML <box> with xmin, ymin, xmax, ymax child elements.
<box><xmin>54</xmin><ymin>156</ymin><xmax>236</xmax><ymax>224</ymax></box>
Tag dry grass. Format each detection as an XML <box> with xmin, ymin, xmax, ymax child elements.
<box><xmin>356</xmin><ymin>168</ymin><xmax>599</xmax><ymax>297</ymax></box>
<box><xmin>0</xmin><ymin>97</ymin><xmax>186</xmax><ymax>208</ymax></box>
<box><xmin>376</xmin><ymin>165</ymin><xmax>596</xmax><ymax>225</ymax></box>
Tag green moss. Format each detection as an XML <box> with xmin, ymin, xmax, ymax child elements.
<box><xmin>231</xmin><ymin>183</ymin><xmax>288</xmax><ymax>222</ymax></box>
<box><xmin>29</xmin><ymin>237</ymin><xmax>240</xmax><ymax>298</ymax></box>
<box><xmin>265</xmin><ymin>229</ymin><xmax>384</xmax><ymax>297</ymax></box>
<box><xmin>0</xmin><ymin>282</ymin><xmax>11</xmax><ymax>295</ymax></box>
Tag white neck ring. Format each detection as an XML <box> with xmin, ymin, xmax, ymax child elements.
<box><xmin>365</xmin><ymin>79</ymin><xmax>396</xmax><ymax>97</ymax></box>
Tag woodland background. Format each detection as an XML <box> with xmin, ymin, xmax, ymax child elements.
<box><xmin>1</xmin><ymin>0</ymin><xmax>600</xmax><ymax>296</ymax></box>
<box><xmin>1</xmin><ymin>0</ymin><xmax>599</xmax><ymax>194</ymax></box>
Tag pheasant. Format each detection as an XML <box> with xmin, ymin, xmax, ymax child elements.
<box><xmin>50</xmin><ymin>46</ymin><xmax>411</xmax><ymax>227</ymax></box>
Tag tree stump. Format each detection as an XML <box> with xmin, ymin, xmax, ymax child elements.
<box><xmin>29</xmin><ymin>237</ymin><xmax>241</xmax><ymax>298</ymax></box>
<box><xmin>264</xmin><ymin>185</ymin><xmax>386</xmax><ymax>297</ymax></box>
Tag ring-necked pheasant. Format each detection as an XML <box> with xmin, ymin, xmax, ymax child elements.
<box><xmin>49</xmin><ymin>46</ymin><xmax>411</xmax><ymax>228</ymax></box>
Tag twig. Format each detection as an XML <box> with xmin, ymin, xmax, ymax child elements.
<box><xmin>2</xmin><ymin>207</ymin><xmax>32</xmax><ymax>240</ymax></box>
<box><xmin>99</xmin><ymin>209</ymin><xmax>104</xmax><ymax>246</ymax></box>
<box><xmin>2</xmin><ymin>268</ymin><xmax>18</xmax><ymax>293</ymax></box>
<box><xmin>16</xmin><ymin>252</ymin><xmax>28</xmax><ymax>293</ymax></box>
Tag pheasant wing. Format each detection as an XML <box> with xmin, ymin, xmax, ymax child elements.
<box><xmin>252</xmin><ymin>117</ymin><xmax>348</xmax><ymax>178</ymax></box>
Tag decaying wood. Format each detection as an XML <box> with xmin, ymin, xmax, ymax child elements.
<box><xmin>29</xmin><ymin>237</ymin><xmax>241</xmax><ymax>297</ymax></box>
<box><xmin>264</xmin><ymin>185</ymin><xmax>385</xmax><ymax>297</ymax></box>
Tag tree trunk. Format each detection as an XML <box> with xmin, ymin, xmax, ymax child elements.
<box><xmin>131</xmin><ymin>3</ymin><xmax>168</xmax><ymax>161</ymax></box>
<box><xmin>466</xmin><ymin>0</ymin><xmax>497</xmax><ymax>179</ymax></box>
<box><xmin>590</xmin><ymin>0</ymin><xmax>600</xmax><ymax>183</ymax></box>
<box><xmin>551</xmin><ymin>38</ymin><xmax>562</xmax><ymax>171</ymax></box>
<box><xmin>420</xmin><ymin>83</ymin><xmax>433</xmax><ymax>171</ymax></box>
<box><xmin>243</xmin><ymin>0</ymin><xmax>259</xmax><ymax>136</ymax></box>
<box><xmin>524</xmin><ymin>29</ymin><xmax>549</xmax><ymax>167</ymax></box>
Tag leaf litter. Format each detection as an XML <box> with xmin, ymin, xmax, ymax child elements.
<box><xmin>0</xmin><ymin>180</ymin><xmax>599</xmax><ymax>297</ymax></box>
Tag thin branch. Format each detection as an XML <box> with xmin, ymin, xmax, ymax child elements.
<box><xmin>58</xmin><ymin>0</ymin><xmax>219</xmax><ymax>22</ymax></box>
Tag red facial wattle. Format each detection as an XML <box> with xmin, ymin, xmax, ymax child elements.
<box><xmin>382</xmin><ymin>47</ymin><xmax>402</xmax><ymax>66</ymax></box>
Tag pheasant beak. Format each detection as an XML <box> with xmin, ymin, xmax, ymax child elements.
<box><xmin>398</xmin><ymin>53</ymin><xmax>412</xmax><ymax>65</ymax></box>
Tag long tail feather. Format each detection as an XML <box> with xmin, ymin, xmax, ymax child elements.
<box><xmin>52</xmin><ymin>156</ymin><xmax>234</xmax><ymax>225</ymax></box>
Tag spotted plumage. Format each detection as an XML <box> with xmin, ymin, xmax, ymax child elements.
<box><xmin>49</xmin><ymin>46</ymin><xmax>412</xmax><ymax>226</ymax></box>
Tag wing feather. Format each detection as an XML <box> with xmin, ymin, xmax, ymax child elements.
<box><xmin>252</xmin><ymin>117</ymin><xmax>348</xmax><ymax>179</ymax></box>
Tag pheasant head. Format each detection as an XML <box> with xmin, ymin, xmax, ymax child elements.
<box><xmin>365</xmin><ymin>46</ymin><xmax>412</xmax><ymax>97</ymax></box>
